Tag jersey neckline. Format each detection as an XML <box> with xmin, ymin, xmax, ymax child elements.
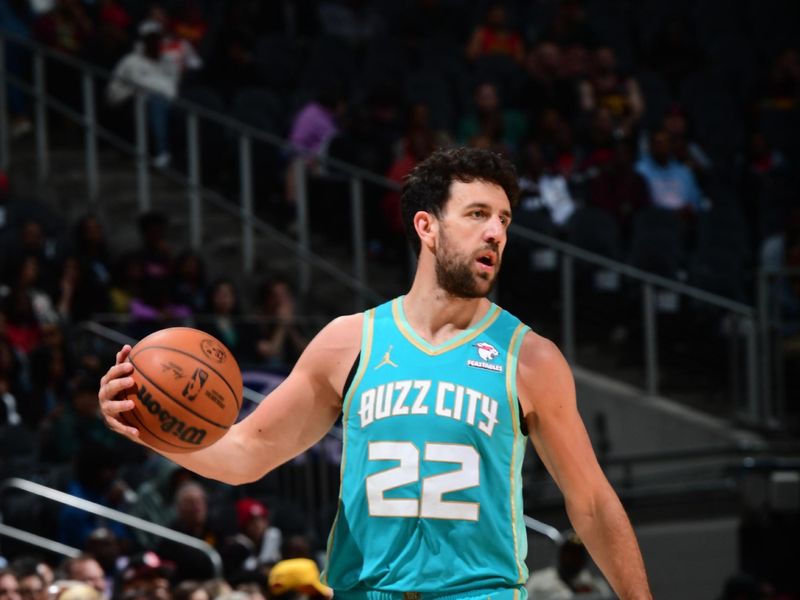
<box><xmin>391</xmin><ymin>295</ymin><xmax>501</xmax><ymax>356</ymax></box>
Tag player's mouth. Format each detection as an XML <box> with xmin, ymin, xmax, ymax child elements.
<box><xmin>475</xmin><ymin>251</ymin><xmax>497</xmax><ymax>273</ymax></box>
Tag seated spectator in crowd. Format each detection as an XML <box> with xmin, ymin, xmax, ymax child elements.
<box><xmin>317</xmin><ymin>0</ymin><xmax>384</xmax><ymax>47</ymax></box>
<box><xmin>62</xmin><ymin>215</ymin><xmax>112</xmax><ymax>320</ymax></box>
<box><xmin>196</xmin><ymin>279</ymin><xmax>255</xmax><ymax>364</ymax></box>
<box><xmin>581</xmin><ymin>106</ymin><xmax>617</xmax><ymax>174</ymax></box>
<box><xmin>267</xmin><ymin>559</ymin><xmax>332</xmax><ymax>600</ymax></box>
<box><xmin>0</xmin><ymin>569</ymin><xmax>20</xmax><ymax>600</ymax></box>
<box><xmin>55</xmin><ymin>442</ymin><xmax>131</xmax><ymax>549</ymax></box>
<box><xmin>172</xmin><ymin>251</ymin><xmax>207</xmax><ymax>314</ymax></box>
<box><xmin>128</xmin><ymin>275</ymin><xmax>192</xmax><ymax>338</ymax></box>
<box><xmin>40</xmin><ymin>375</ymin><xmax>124</xmax><ymax>464</ymax></box>
<box><xmin>518</xmin><ymin>140</ymin><xmax>577</xmax><ymax>230</ymax></box>
<box><xmin>127</xmin><ymin>460</ymin><xmax>194</xmax><ymax>549</ymax></box>
<box><xmin>157</xmin><ymin>482</ymin><xmax>224</xmax><ymax>583</ymax></box>
<box><xmin>58</xmin><ymin>555</ymin><xmax>108</xmax><ymax>599</ymax></box>
<box><xmin>458</xmin><ymin>82</ymin><xmax>526</xmax><ymax>155</ymax></box>
<box><xmin>253</xmin><ymin>278</ymin><xmax>307</xmax><ymax>373</ymax></box>
<box><xmin>543</xmin><ymin>0</ymin><xmax>594</xmax><ymax>47</ymax></box>
<box><xmin>465</xmin><ymin>3</ymin><xmax>524</xmax><ymax>64</ymax></box>
<box><xmin>516</xmin><ymin>41</ymin><xmax>579</xmax><ymax>126</ymax></box>
<box><xmin>580</xmin><ymin>46</ymin><xmax>644</xmax><ymax>138</ymax></box>
<box><xmin>33</xmin><ymin>0</ymin><xmax>92</xmax><ymax>56</ymax></box>
<box><xmin>0</xmin><ymin>335</ymin><xmax>23</xmax><ymax>428</ymax></box>
<box><xmin>25</xmin><ymin>323</ymin><xmax>70</xmax><ymax>426</ymax></box>
<box><xmin>636</xmin><ymin>129</ymin><xmax>704</xmax><ymax>214</ymax></box>
<box><xmin>145</xmin><ymin>3</ymin><xmax>204</xmax><ymax>81</ymax></box>
<box><xmin>589</xmin><ymin>137</ymin><xmax>651</xmax><ymax>242</ymax></box>
<box><xmin>11</xmin><ymin>558</ymin><xmax>53</xmax><ymax>591</ymax></box>
<box><xmin>526</xmin><ymin>532</ymin><xmax>612</xmax><ymax>599</ymax></box>
<box><xmin>116</xmin><ymin>552</ymin><xmax>173</xmax><ymax>600</ymax></box>
<box><xmin>16</xmin><ymin>566</ymin><xmax>48</xmax><ymax>600</ymax></box>
<box><xmin>84</xmin><ymin>527</ymin><xmax>125</xmax><ymax>598</ymax></box>
<box><xmin>106</xmin><ymin>21</ymin><xmax>188</xmax><ymax>169</ymax></box>
<box><xmin>1</xmin><ymin>255</ymin><xmax>59</xmax><ymax>354</ymax></box>
<box><xmin>640</xmin><ymin>105</ymin><xmax>711</xmax><ymax>182</ymax></box>
<box><xmin>172</xmin><ymin>580</ymin><xmax>209</xmax><ymax>600</ymax></box>
<box><xmin>108</xmin><ymin>253</ymin><xmax>145</xmax><ymax>315</ymax></box>
<box><xmin>219</xmin><ymin>498</ymin><xmax>282</xmax><ymax>579</ymax></box>
<box><xmin>2</xmin><ymin>217</ymin><xmax>59</xmax><ymax>293</ymax></box>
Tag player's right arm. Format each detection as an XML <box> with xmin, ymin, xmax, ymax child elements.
<box><xmin>98</xmin><ymin>314</ymin><xmax>362</xmax><ymax>485</ymax></box>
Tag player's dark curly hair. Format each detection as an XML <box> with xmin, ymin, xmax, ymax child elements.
<box><xmin>401</xmin><ymin>146</ymin><xmax>519</xmax><ymax>256</ymax></box>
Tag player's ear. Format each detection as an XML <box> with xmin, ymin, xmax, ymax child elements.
<box><xmin>414</xmin><ymin>210</ymin><xmax>437</xmax><ymax>252</ymax></box>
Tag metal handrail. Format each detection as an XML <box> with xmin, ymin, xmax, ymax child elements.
<box><xmin>0</xmin><ymin>478</ymin><xmax>223</xmax><ymax>577</ymax></box>
<box><xmin>0</xmin><ymin>522</ymin><xmax>81</xmax><ymax>558</ymax></box>
<box><xmin>509</xmin><ymin>225</ymin><xmax>755</xmax><ymax>317</ymax></box>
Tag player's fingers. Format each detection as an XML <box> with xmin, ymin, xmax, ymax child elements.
<box><xmin>100</xmin><ymin>362</ymin><xmax>134</xmax><ymax>389</ymax></box>
<box><xmin>100</xmin><ymin>377</ymin><xmax>135</xmax><ymax>405</ymax></box>
<box><xmin>115</xmin><ymin>344</ymin><xmax>132</xmax><ymax>366</ymax></box>
<box><xmin>105</xmin><ymin>414</ymin><xmax>140</xmax><ymax>439</ymax></box>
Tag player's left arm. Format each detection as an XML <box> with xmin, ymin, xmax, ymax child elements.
<box><xmin>518</xmin><ymin>332</ymin><xmax>652</xmax><ymax>600</ymax></box>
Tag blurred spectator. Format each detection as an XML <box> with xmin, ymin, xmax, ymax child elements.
<box><xmin>525</xmin><ymin>532</ymin><xmax>612</xmax><ymax>599</ymax></box>
<box><xmin>589</xmin><ymin>138</ymin><xmax>651</xmax><ymax>243</ymax></box>
<box><xmin>220</xmin><ymin>498</ymin><xmax>282</xmax><ymax>579</ymax></box>
<box><xmin>196</xmin><ymin>279</ymin><xmax>255</xmax><ymax>364</ymax></box>
<box><xmin>0</xmin><ymin>0</ymin><xmax>34</xmax><ymax>138</ymax></box>
<box><xmin>56</xmin><ymin>442</ymin><xmax>132</xmax><ymax>548</ymax></box>
<box><xmin>108</xmin><ymin>253</ymin><xmax>144</xmax><ymax>315</ymax></box>
<box><xmin>267</xmin><ymin>559</ymin><xmax>331</xmax><ymax>600</ymax></box>
<box><xmin>518</xmin><ymin>140</ymin><xmax>577</xmax><ymax>230</ymax></box>
<box><xmin>106</xmin><ymin>20</ymin><xmax>187</xmax><ymax>168</ymax></box>
<box><xmin>317</xmin><ymin>0</ymin><xmax>384</xmax><ymax>48</ymax></box>
<box><xmin>16</xmin><ymin>569</ymin><xmax>47</xmax><ymax>600</ymax></box>
<box><xmin>580</xmin><ymin>46</ymin><xmax>644</xmax><ymax>138</ymax></box>
<box><xmin>465</xmin><ymin>3</ymin><xmax>524</xmax><ymax>64</ymax></box>
<box><xmin>232</xmin><ymin>582</ymin><xmax>264</xmax><ymax>600</ymax></box>
<box><xmin>758</xmin><ymin>47</ymin><xmax>800</xmax><ymax>112</ymax></box>
<box><xmin>636</xmin><ymin>129</ymin><xmax>704</xmax><ymax>214</ymax></box>
<box><xmin>2</xmin><ymin>255</ymin><xmax>59</xmax><ymax>353</ymax></box>
<box><xmin>50</xmin><ymin>581</ymin><xmax>101</xmax><ymax>600</ymax></box>
<box><xmin>127</xmin><ymin>460</ymin><xmax>194</xmax><ymax>548</ymax></box>
<box><xmin>516</xmin><ymin>41</ymin><xmax>579</xmax><ymax>126</ymax></box>
<box><xmin>457</xmin><ymin>82</ymin><xmax>526</xmax><ymax>154</ymax></box>
<box><xmin>288</xmin><ymin>83</ymin><xmax>346</xmax><ymax>158</ymax></box>
<box><xmin>40</xmin><ymin>375</ymin><xmax>123</xmax><ymax>463</ymax></box>
<box><xmin>253</xmin><ymin>278</ymin><xmax>307</xmax><ymax>373</ymax></box>
<box><xmin>2</xmin><ymin>217</ymin><xmax>58</xmax><ymax>292</ymax></box>
<box><xmin>200</xmin><ymin>579</ymin><xmax>231</xmax><ymax>600</ymax></box>
<box><xmin>543</xmin><ymin>0</ymin><xmax>594</xmax><ymax>47</ymax></box>
<box><xmin>25</xmin><ymin>323</ymin><xmax>69</xmax><ymax>426</ymax></box>
<box><xmin>87</xmin><ymin>0</ymin><xmax>132</xmax><ymax>68</ymax></box>
<box><xmin>279</xmin><ymin>536</ymin><xmax>314</xmax><ymax>562</ymax></box>
<box><xmin>9</xmin><ymin>558</ymin><xmax>53</xmax><ymax>591</ymax></box>
<box><xmin>647</xmin><ymin>17</ymin><xmax>703</xmax><ymax>94</ymax></box>
<box><xmin>33</xmin><ymin>0</ymin><xmax>91</xmax><ymax>55</ymax></box>
<box><xmin>59</xmin><ymin>555</ymin><xmax>108</xmax><ymax>599</ymax></box>
<box><xmin>171</xmin><ymin>581</ymin><xmax>208</xmax><ymax>600</ymax></box>
<box><xmin>0</xmin><ymin>569</ymin><xmax>21</xmax><ymax>600</ymax></box>
<box><xmin>580</xmin><ymin>106</ymin><xmax>616</xmax><ymax>173</ymax></box>
<box><xmin>157</xmin><ymin>482</ymin><xmax>224</xmax><ymax>582</ymax></box>
<box><xmin>162</xmin><ymin>1</ymin><xmax>208</xmax><ymax>53</ymax></box>
<box><xmin>172</xmin><ymin>251</ymin><xmax>207</xmax><ymax>314</ymax></box>
<box><xmin>761</xmin><ymin>208</ymin><xmax>800</xmax><ymax>337</ymax></box>
<box><xmin>0</xmin><ymin>335</ymin><xmax>23</xmax><ymax>427</ymax></box>
<box><xmin>659</xmin><ymin>105</ymin><xmax>711</xmax><ymax>180</ymax></box>
<box><xmin>116</xmin><ymin>552</ymin><xmax>172</xmax><ymax>600</ymax></box>
<box><xmin>84</xmin><ymin>528</ymin><xmax>125</xmax><ymax>598</ymax></box>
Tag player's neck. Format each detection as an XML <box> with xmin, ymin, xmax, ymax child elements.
<box><xmin>402</xmin><ymin>279</ymin><xmax>492</xmax><ymax>343</ymax></box>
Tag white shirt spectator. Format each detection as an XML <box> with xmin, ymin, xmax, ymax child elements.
<box><xmin>526</xmin><ymin>566</ymin><xmax>613</xmax><ymax>599</ymax></box>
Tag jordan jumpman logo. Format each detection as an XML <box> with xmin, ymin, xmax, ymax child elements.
<box><xmin>375</xmin><ymin>345</ymin><xmax>399</xmax><ymax>369</ymax></box>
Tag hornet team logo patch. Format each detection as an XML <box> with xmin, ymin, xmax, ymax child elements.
<box><xmin>467</xmin><ymin>342</ymin><xmax>503</xmax><ymax>373</ymax></box>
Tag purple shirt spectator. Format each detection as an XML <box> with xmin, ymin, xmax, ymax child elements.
<box><xmin>288</xmin><ymin>102</ymin><xmax>339</xmax><ymax>155</ymax></box>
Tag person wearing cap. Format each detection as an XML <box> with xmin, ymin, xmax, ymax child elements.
<box><xmin>220</xmin><ymin>498</ymin><xmax>283</xmax><ymax>579</ymax></box>
<box><xmin>268</xmin><ymin>559</ymin><xmax>332</xmax><ymax>600</ymax></box>
<box><xmin>526</xmin><ymin>533</ymin><xmax>613</xmax><ymax>599</ymax></box>
<box><xmin>116</xmin><ymin>552</ymin><xmax>173</xmax><ymax>600</ymax></box>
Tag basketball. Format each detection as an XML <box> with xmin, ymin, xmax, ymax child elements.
<box><xmin>120</xmin><ymin>327</ymin><xmax>243</xmax><ymax>453</ymax></box>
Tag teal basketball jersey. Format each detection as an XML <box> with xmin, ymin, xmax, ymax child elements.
<box><xmin>323</xmin><ymin>296</ymin><xmax>531</xmax><ymax>597</ymax></box>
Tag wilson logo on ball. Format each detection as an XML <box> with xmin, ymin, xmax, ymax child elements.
<box><xmin>200</xmin><ymin>339</ymin><xmax>227</xmax><ymax>363</ymax></box>
<box><xmin>138</xmin><ymin>384</ymin><xmax>207</xmax><ymax>445</ymax></box>
<box><xmin>182</xmin><ymin>368</ymin><xmax>209</xmax><ymax>401</ymax></box>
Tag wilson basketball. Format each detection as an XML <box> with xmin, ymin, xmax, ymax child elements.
<box><xmin>120</xmin><ymin>327</ymin><xmax>242</xmax><ymax>453</ymax></box>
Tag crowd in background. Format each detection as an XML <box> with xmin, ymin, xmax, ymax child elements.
<box><xmin>1</xmin><ymin>0</ymin><xmax>799</xmax><ymax>598</ymax></box>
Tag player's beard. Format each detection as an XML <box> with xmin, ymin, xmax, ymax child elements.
<box><xmin>435</xmin><ymin>227</ymin><xmax>500</xmax><ymax>298</ymax></box>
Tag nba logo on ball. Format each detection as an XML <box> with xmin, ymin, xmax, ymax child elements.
<box><xmin>182</xmin><ymin>368</ymin><xmax>209</xmax><ymax>401</ymax></box>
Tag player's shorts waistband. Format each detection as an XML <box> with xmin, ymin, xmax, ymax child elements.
<box><xmin>333</xmin><ymin>587</ymin><xmax>526</xmax><ymax>600</ymax></box>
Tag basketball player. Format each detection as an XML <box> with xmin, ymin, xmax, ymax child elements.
<box><xmin>98</xmin><ymin>148</ymin><xmax>651</xmax><ymax>599</ymax></box>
